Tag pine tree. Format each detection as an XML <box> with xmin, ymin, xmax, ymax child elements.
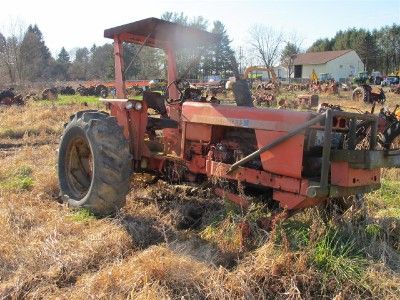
<box><xmin>69</xmin><ymin>47</ymin><xmax>90</xmax><ymax>80</ymax></box>
<box><xmin>57</xmin><ymin>47</ymin><xmax>70</xmax><ymax>64</ymax></box>
<box><xmin>20</xmin><ymin>24</ymin><xmax>53</xmax><ymax>81</ymax></box>
<box><xmin>308</xmin><ymin>38</ymin><xmax>334</xmax><ymax>52</ymax></box>
<box><xmin>210</xmin><ymin>21</ymin><xmax>236</xmax><ymax>78</ymax></box>
<box><xmin>52</xmin><ymin>47</ymin><xmax>71</xmax><ymax>80</ymax></box>
<box><xmin>280</xmin><ymin>42</ymin><xmax>301</xmax><ymax>78</ymax></box>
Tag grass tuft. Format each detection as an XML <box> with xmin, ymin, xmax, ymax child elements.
<box><xmin>67</xmin><ymin>209</ymin><xmax>96</xmax><ymax>222</ymax></box>
<box><xmin>0</xmin><ymin>165</ymin><xmax>34</xmax><ymax>191</ymax></box>
<box><xmin>312</xmin><ymin>229</ymin><xmax>367</xmax><ymax>285</ymax></box>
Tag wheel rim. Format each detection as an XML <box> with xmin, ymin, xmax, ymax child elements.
<box><xmin>65</xmin><ymin>136</ymin><xmax>93</xmax><ymax>199</ymax></box>
<box><xmin>353</xmin><ymin>90</ymin><xmax>363</xmax><ymax>101</ymax></box>
<box><xmin>390</xmin><ymin>135</ymin><xmax>400</xmax><ymax>150</ymax></box>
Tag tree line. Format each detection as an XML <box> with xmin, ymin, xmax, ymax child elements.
<box><xmin>0</xmin><ymin>12</ymin><xmax>237</xmax><ymax>84</ymax></box>
<box><xmin>0</xmin><ymin>14</ymin><xmax>399</xmax><ymax>85</ymax></box>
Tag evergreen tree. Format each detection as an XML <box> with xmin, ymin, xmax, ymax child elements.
<box><xmin>280</xmin><ymin>42</ymin><xmax>301</xmax><ymax>77</ymax></box>
<box><xmin>57</xmin><ymin>47</ymin><xmax>70</xmax><ymax>64</ymax></box>
<box><xmin>69</xmin><ymin>47</ymin><xmax>90</xmax><ymax>80</ymax></box>
<box><xmin>308</xmin><ymin>38</ymin><xmax>334</xmax><ymax>52</ymax></box>
<box><xmin>308</xmin><ymin>28</ymin><xmax>381</xmax><ymax>72</ymax></box>
<box><xmin>20</xmin><ymin>24</ymin><xmax>52</xmax><ymax>81</ymax></box>
<box><xmin>161</xmin><ymin>12</ymin><xmax>208</xmax><ymax>79</ymax></box>
<box><xmin>209</xmin><ymin>21</ymin><xmax>236</xmax><ymax>77</ymax></box>
<box><xmin>52</xmin><ymin>47</ymin><xmax>71</xmax><ymax>80</ymax></box>
<box><xmin>88</xmin><ymin>44</ymin><xmax>114</xmax><ymax>80</ymax></box>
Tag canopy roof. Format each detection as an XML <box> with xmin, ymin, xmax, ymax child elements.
<box><xmin>104</xmin><ymin>17</ymin><xmax>217</xmax><ymax>49</ymax></box>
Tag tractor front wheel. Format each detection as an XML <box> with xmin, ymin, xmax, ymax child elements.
<box><xmin>58</xmin><ymin>110</ymin><xmax>132</xmax><ymax>216</ymax></box>
<box><xmin>352</xmin><ymin>86</ymin><xmax>368</xmax><ymax>102</ymax></box>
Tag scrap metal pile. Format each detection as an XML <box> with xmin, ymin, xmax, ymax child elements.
<box><xmin>278</xmin><ymin>94</ymin><xmax>319</xmax><ymax>110</ymax></box>
<box><xmin>251</xmin><ymin>80</ymin><xmax>279</xmax><ymax>106</ymax></box>
<box><xmin>283</xmin><ymin>83</ymin><xmax>309</xmax><ymax>92</ymax></box>
<box><xmin>390</xmin><ymin>84</ymin><xmax>400</xmax><ymax>94</ymax></box>
<box><xmin>309</xmin><ymin>82</ymin><xmax>339</xmax><ymax>94</ymax></box>
<box><xmin>41</xmin><ymin>88</ymin><xmax>58</xmax><ymax>100</ymax></box>
<box><xmin>0</xmin><ymin>88</ymin><xmax>25</xmax><ymax>106</ymax></box>
<box><xmin>252</xmin><ymin>89</ymin><xmax>276</xmax><ymax>106</ymax></box>
<box><xmin>76</xmin><ymin>84</ymin><xmax>108</xmax><ymax>97</ymax></box>
<box><xmin>352</xmin><ymin>84</ymin><xmax>386</xmax><ymax>103</ymax></box>
<box><xmin>59</xmin><ymin>86</ymin><xmax>76</xmax><ymax>95</ymax></box>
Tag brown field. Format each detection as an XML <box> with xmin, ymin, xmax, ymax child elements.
<box><xmin>0</xmin><ymin>90</ymin><xmax>400</xmax><ymax>299</ymax></box>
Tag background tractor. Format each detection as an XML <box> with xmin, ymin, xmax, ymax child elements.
<box><xmin>352</xmin><ymin>71</ymin><xmax>369</xmax><ymax>85</ymax></box>
<box><xmin>352</xmin><ymin>84</ymin><xmax>386</xmax><ymax>103</ymax></box>
<box><xmin>58</xmin><ymin>18</ymin><xmax>400</xmax><ymax>222</ymax></box>
<box><xmin>353</xmin><ymin>71</ymin><xmax>383</xmax><ymax>85</ymax></box>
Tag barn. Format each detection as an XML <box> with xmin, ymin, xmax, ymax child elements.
<box><xmin>292</xmin><ymin>50</ymin><xmax>364</xmax><ymax>82</ymax></box>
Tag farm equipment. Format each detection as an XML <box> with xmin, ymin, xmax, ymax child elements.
<box><xmin>42</xmin><ymin>88</ymin><xmax>58</xmax><ymax>100</ymax></box>
<box><xmin>243</xmin><ymin>66</ymin><xmax>279</xmax><ymax>106</ymax></box>
<box><xmin>317</xmin><ymin>102</ymin><xmax>400</xmax><ymax>150</ymax></box>
<box><xmin>352</xmin><ymin>71</ymin><xmax>369</xmax><ymax>85</ymax></box>
<box><xmin>59</xmin><ymin>86</ymin><xmax>76</xmax><ymax>95</ymax></box>
<box><xmin>0</xmin><ymin>88</ymin><xmax>24</xmax><ymax>106</ymax></box>
<box><xmin>58</xmin><ymin>18</ymin><xmax>400</xmax><ymax>219</ymax></box>
<box><xmin>319</xmin><ymin>73</ymin><xmax>334</xmax><ymax>83</ymax></box>
<box><xmin>353</xmin><ymin>71</ymin><xmax>383</xmax><ymax>86</ymax></box>
<box><xmin>352</xmin><ymin>84</ymin><xmax>385</xmax><ymax>104</ymax></box>
<box><xmin>381</xmin><ymin>75</ymin><xmax>399</xmax><ymax>86</ymax></box>
<box><xmin>77</xmin><ymin>84</ymin><xmax>109</xmax><ymax>98</ymax></box>
<box><xmin>390</xmin><ymin>84</ymin><xmax>400</xmax><ymax>94</ymax></box>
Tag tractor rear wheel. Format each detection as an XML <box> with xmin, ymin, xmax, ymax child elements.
<box><xmin>58</xmin><ymin>110</ymin><xmax>132</xmax><ymax>216</ymax></box>
<box><xmin>381</xmin><ymin>121</ymin><xmax>400</xmax><ymax>150</ymax></box>
<box><xmin>352</xmin><ymin>86</ymin><xmax>368</xmax><ymax>102</ymax></box>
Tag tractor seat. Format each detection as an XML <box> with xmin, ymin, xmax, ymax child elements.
<box><xmin>143</xmin><ymin>91</ymin><xmax>168</xmax><ymax>118</ymax></box>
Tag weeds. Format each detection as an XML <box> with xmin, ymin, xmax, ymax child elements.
<box><xmin>274</xmin><ymin>219</ymin><xmax>311</xmax><ymax>250</ymax></box>
<box><xmin>365</xmin><ymin>223</ymin><xmax>382</xmax><ymax>238</ymax></box>
<box><xmin>367</xmin><ymin>179</ymin><xmax>400</xmax><ymax>218</ymax></box>
<box><xmin>67</xmin><ymin>209</ymin><xmax>96</xmax><ymax>222</ymax></box>
<box><xmin>38</xmin><ymin>95</ymin><xmax>100</xmax><ymax>106</ymax></box>
<box><xmin>0</xmin><ymin>165</ymin><xmax>33</xmax><ymax>190</ymax></box>
<box><xmin>1</xmin><ymin>95</ymin><xmax>400</xmax><ymax>299</ymax></box>
<box><xmin>312</xmin><ymin>229</ymin><xmax>367</xmax><ymax>285</ymax></box>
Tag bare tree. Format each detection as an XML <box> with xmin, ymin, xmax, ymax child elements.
<box><xmin>248</xmin><ymin>24</ymin><xmax>284</xmax><ymax>68</ymax></box>
<box><xmin>0</xmin><ymin>20</ymin><xmax>26</xmax><ymax>84</ymax></box>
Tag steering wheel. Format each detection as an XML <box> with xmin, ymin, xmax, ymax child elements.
<box><xmin>165</xmin><ymin>79</ymin><xmax>191</xmax><ymax>104</ymax></box>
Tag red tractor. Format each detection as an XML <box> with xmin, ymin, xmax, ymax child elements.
<box><xmin>58</xmin><ymin>18</ymin><xmax>400</xmax><ymax>217</ymax></box>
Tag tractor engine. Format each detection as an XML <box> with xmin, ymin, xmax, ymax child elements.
<box><xmin>211</xmin><ymin>129</ymin><xmax>262</xmax><ymax>169</ymax></box>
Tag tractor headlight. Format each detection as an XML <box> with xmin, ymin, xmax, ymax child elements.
<box><xmin>134</xmin><ymin>101</ymin><xmax>143</xmax><ymax>111</ymax></box>
<box><xmin>125</xmin><ymin>101</ymin><xmax>134</xmax><ymax>110</ymax></box>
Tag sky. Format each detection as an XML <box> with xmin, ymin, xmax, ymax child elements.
<box><xmin>1</xmin><ymin>0</ymin><xmax>399</xmax><ymax>57</ymax></box>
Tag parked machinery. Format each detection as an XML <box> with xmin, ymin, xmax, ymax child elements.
<box><xmin>0</xmin><ymin>88</ymin><xmax>24</xmax><ymax>106</ymax></box>
<box><xmin>352</xmin><ymin>84</ymin><xmax>386</xmax><ymax>103</ymax></box>
<box><xmin>58</xmin><ymin>18</ymin><xmax>400</xmax><ymax>221</ymax></box>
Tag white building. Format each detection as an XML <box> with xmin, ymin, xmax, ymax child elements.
<box><xmin>292</xmin><ymin>50</ymin><xmax>364</xmax><ymax>82</ymax></box>
<box><xmin>246</xmin><ymin>66</ymin><xmax>288</xmax><ymax>80</ymax></box>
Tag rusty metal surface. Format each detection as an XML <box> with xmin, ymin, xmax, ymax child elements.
<box><xmin>182</xmin><ymin>102</ymin><xmax>314</xmax><ymax>131</ymax></box>
<box><xmin>104</xmin><ymin>17</ymin><xmax>217</xmax><ymax>49</ymax></box>
<box><xmin>331</xmin><ymin>161</ymin><xmax>380</xmax><ymax>187</ymax></box>
<box><xmin>331</xmin><ymin>149</ymin><xmax>400</xmax><ymax>169</ymax></box>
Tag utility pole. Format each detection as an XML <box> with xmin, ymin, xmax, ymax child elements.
<box><xmin>238</xmin><ymin>46</ymin><xmax>244</xmax><ymax>75</ymax></box>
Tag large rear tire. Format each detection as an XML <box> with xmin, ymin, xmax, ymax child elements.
<box><xmin>352</xmin><ymin>86</ymin><xmax>368</xmax><ymax>102</ymax></box>
<box><xmin>381</xmin><ymin>121</ymin><xmax>400</xmax><ymax>150</ymax></box>
<box><xmin>58</xmin><ymin>110</ymin><xmax>132</xmax><ymax>216</ymax></box>
<box><xmin>352</xmin><ymin>86</ymin><xmax>368</xmax><ymax>103</ymax></box>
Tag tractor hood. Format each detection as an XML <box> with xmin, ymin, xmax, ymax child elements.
<box><xmin>181</xmin><ymin>102</ymin><xmax>314</xmax><ymax>132</ymax></box>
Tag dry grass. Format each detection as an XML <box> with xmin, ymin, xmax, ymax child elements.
<box><xmin>0</xmin><ymin>93</ymin><xmax>399</xmax><ymax>299</ymax></box>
